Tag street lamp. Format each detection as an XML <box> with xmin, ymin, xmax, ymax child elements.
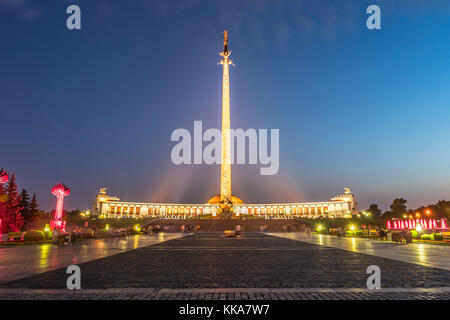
<box><xmin>50</xmin><ymin>183</ymin><xmax>70</xmax><ymax>233</ymax></box>
<box><xmin>0</xmin><ymin>170</ymin><xmax>9</xmax><ymax>240</ymax></box>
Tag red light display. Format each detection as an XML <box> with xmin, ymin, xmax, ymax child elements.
<box><xmin>387</xmin><ymin>218</ymin><xmax>448</xmax><ymax>230</ymax></box>
<box><xmin>50</xmin><ymin>183</ymin><xmax>70</xmax><ymax>232</ymax></box>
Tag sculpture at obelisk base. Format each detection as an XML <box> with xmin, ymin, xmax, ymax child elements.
<box><xmin>50</xmin><ymin>183</ymin><xmax>70</xmax><ymax>233</ymax></box>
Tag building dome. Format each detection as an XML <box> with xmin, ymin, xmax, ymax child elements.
<box><xmin>207</xmin><ymin>195</ymin><xmax>244</xmax><ymax>205</ymax></box>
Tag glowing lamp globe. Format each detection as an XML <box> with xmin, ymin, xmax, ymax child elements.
<box><xmin>52</xmin><ymin>183</ymin><xmax>71</xmax><ymax>198</ymax></box>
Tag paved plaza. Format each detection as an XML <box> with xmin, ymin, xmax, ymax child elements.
<box><xmin>269</xmin><ymin>232</ymin><xmax>450</xmax><ymax>271</ymax></box>
<box><xmin>0</xmin><ymin>232</ymin><xmax>449</xmax><ymax>299</ymax></box>
<box><xmin>0</xmin><ymin>233</ymin><xmax>186</xmax><ymax>282</ymax></box>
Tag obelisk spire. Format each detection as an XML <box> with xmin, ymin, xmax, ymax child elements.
<box><xmin>219</xmin><ymin>30</ymin><xmax>233</xmax><ymax>202</ymax></box>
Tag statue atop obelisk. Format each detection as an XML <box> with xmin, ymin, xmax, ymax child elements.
<box><xmin>219</xmin><ymin>31</ymin><xmax>232</xmax><ymax>202</ymax></box>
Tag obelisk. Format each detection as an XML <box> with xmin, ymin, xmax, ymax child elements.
<box><xmin>219</xmin><ymin>31</ymin><xmax>232</xmax><ymax>202</ymax></box>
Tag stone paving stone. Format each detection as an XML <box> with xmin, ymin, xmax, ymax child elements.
<box><xmin>0</xmin><ymin>290</ymin><xmax>449</xmax><ymax>299</ymax></box>
<box><xmin>3</xmin><ymin>232</ymin><xmax>450</xmax><ymax>291</ymax></box>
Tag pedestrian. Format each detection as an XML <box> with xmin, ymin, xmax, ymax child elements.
<box><xmin>235</xmin><ymin>224</ymin><xmax>242</xmax><ymax>237</ymax></box>
<box><xmin>405</xmin><ymin>231</ymin><xmax>413</xmax><ymax>243</ymax></box>
<box><xmin>52</xmin><ymin>228</ymin><xmax>59</xmax><ymax>245</ymax></box>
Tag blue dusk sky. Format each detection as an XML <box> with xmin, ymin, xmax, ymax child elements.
<box><xmin>1</xmin><ymin>0</ymin><xmax>450</xmax><ymax>212</ymax></box>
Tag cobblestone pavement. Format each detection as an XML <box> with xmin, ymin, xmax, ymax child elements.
<box><xmin>268</xmin><ymin>232</ymin><xmax>450</xmax><ymax>271</ymax></box>
<box><xmin>3</xmin><ymin>232</ymin><xmax>450</xmax><ymax>291</ymax></box>
<box><xmin>0</xmin><ymin>288</ymin><xmax>449</xmax><ymax>300</ymax></box>
<box><xmin>0</xmin><ymin>233</ymin><xmax>186</xmax><ymax>283</ymax></box>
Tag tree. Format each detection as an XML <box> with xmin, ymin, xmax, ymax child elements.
<box><xmin>65</xmin><ymin>210</ymin><xmax>82</xmax><ymax>223</ymax></box>
<box><xmin>411</xmin><ymin>200</ymin><xmax>450</xmax><ymax>219</ymax></box>
<box><xmin>19</xmin><ymin>189</ymin><xmax>31</xmax><ymax>223</ymax></box>
<box><xmin>4</xmin><ymin>174</ymin><xmax>24</xmax><ymax>232</ymax></box>
<box><xmin>434</xmin><ymin>200</ymin><xmax>450</xmax><ymax>219</ymax></box>
<box><xmin>29</xmin><ymin>193</ymin><xmax>39</xmax><ymax>217</ymax></box>
<box><xmin>390</xmin><ymin>198</ymin><xmax>407</xmax><ymax>218</ymax></box>
<box><xmin>367</xmin><ymin>204</ymin><xmax>382</xmax><ymax>217</ymax></box>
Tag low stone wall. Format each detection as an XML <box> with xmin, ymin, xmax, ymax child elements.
<box><xmin>147</xmin><ymin>219</ymin><xmax>307</xmax><ymax>232</ymax></box>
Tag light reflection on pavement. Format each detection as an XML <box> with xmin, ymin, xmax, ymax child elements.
<box><xmin>0</xmin><ymin>233</ymin><xmax>186</xmax><ymax>283</ymax></box>
<box><xmin>267</xmin><ymin>232</ymin><xmax>450</xmax><ymax>271</ymax></box>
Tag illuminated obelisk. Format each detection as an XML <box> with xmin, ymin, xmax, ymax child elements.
<box><xmin>219</xmin><ymin>31</ymin><xmax>233</xmax><ymax>202</ymax></box>
<box><xmin>207</xmin><ymin>31</ymin><xmax>242</xmax><ymax>207</ymax></box>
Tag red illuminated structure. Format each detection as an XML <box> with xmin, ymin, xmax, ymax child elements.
<box><xmin>387</xmin><ymin>218</ymin><xmax>448</xmax><ymax>231</ymax></box>
<box><xmin>50</xmin><ymin>183</ymin><xmax>70</xmax><ymax>233</ymax></box>
<box><xmin>0</xmin><ymin>169</ymin><xmax>8</xmax><ymax>234</ymax></box>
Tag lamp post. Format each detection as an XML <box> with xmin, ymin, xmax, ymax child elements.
<box><xmin>50</xmin><ymin>183</ymin><xmax>70</xmax><ymax>233</ymax></box>
<box><xmin>0</xmin><ymin>169</ymin><xmax>9</xmax><ymax>241</ymax></box>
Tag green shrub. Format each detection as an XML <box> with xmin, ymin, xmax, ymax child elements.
<box><xmin>433</xmin><ymin>233</ymin><xmax>444</xmax><ymax>241</ymax></box>
<box><xmin>8</xmin><ymin>232</ymin><xmax>22</xmax><ymax>238</ymax></box>
<box><xmin>420</xmin><ymin>234</ymin><xmax>433</xmax><ymax>240</ymax></box>
<box><xmin>127</xmin><ymin>228</ymin><xmax>140</xmax><ymax>235</ymax></box>
<box><xmin>83</xmin><ymin>228</ymin><xmax>94</xmax><ymax>237</ymax></box>
<box><xmin>23</xmin><ymin>230</ymin><xmax>45</xmax><ymax>242</ymax></box>
<box><xmin>411</xmin><ymin>230</ymin><xmax>419</xmax><ymax>239</ymax></box>
<box><xmin>94</xmin><ymin>230</ymin><xmax>111</xmax><ymax>238</ymax></box>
